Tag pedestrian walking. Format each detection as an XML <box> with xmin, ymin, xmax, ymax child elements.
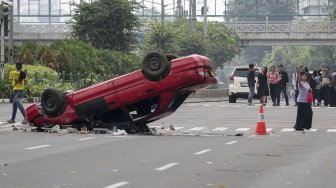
<box><xmin>267</xmin><ymin>65</ymin><xmax>280</xmax><ymax>106</ymax></box>
<box><xmin>276</xmin><ymin>64</ymin><xmax>289</xmax><ymax>106</ymax></box>
<box><xmin>257</xmin><ymin>67</ymin><xmax>269</xmax><ymax>106</ymax></box>
<box><xmin>247</xmin><ymin>63</ymin><xmax>256</xmax><ymax>105</ymax></box>
<box><xmin>7</xmin><ymin>61</ymin><xmax>27</xmax><ymax>124</ymax></box>
<box><xmin>294</xmin><ymin>71</ymin><xmax>313</xmax><ymax>131</ymax></box>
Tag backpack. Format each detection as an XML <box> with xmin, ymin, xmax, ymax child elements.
<box><xmin>15</xmin><ymin>71</ymin><xmax>26</xmax><ymax>85</ymax></box>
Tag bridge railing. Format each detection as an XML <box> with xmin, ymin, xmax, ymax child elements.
<box><xmin>225</xmin><ymin>21</ymin><xmax>336</xmax><ymax>33</ymax></box>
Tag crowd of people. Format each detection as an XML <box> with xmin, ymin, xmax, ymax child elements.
<box><xmin>247</xmin><ymin>63</ymin><xmax>336</xmax><ymax>131</ymax></box>
<box><xmin>247</xmin><ymin>63</ymin><xmax>336</xmax><ymax>107</ymax></box>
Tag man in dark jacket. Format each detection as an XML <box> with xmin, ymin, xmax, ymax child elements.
<box><xmin>276</xmin><ymin>64</ymin><xmax>289</xmax><ymax>106</ymax></box>
<box><xmin>247</xmin><ymin>63</ymin><xmax>255</xmax><ymax>105</ymax></box>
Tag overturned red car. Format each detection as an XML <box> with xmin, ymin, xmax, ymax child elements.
<box><xmin>26</xmin><ymin>52</ymin><xmax>217</xmax><ymax>132</ymax></box>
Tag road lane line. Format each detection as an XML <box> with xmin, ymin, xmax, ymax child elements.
<box><xmin>165</xmin><ymin>126</ymin><xmax>184</xmax><ymax>131</ymax></box>
<box><xmin>281</xmin><ymin>128</ymin><xmax>294</xmax><ymax>132</ymax></box>
<box><xmin>25</xmin><ymin>145</ymin><xmax>51</xmax><ymax>150</ymax></box>
<box><xmin>213</xmin><ymin>127</ymin><xmax>228</xmax><ymax>131</ymax></box>
<box><xmin>225</xmin><ymin>141</ymin><xmax>238</xmax><ymax>145</ymax></box>
<box><xmin>307</xmin><ymin>129</ymin><xmax>318</xmax><ymax>132</ymax></box>
<box><xmin>189</xmin><ymin>127</ymin><xmax>207</xmax><ymax>131</ymax></box>
<box><xmin>104</xmin><ymin>182</ymin><xmax>129</xmax><ymax>188</ymax></box>
<box><xmin>327</xmin><ymin>129</ymin><xmax>336</xmax><ymax>133</ymax></box>
<box><xmin>77</xmin><ymin>137</ymin><xmax>96</xmax><ymax>141</ymax></box>
<box><xmin>194</xmin><ymin>149</ymin><xmax>211</xmax><ymax>155</ymax></box>
<box><xmin>155</xmin><ymin>162</ymin><xmax>178</xmax><ymax>171</ymax></box>
<box><xmin>235</xmin><ymin>128</ymin><xmax>250</xmax><ymax>132</ymax></box>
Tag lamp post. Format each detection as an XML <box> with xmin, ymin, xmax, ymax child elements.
<box><xmin>0</xmin><ymin>1</ymin><xmax>12</xmax><ymax>80</ymax></box>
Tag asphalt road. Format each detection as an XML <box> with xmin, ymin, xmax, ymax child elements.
<box><xmin>1</xmin><ymin>99</ymin><xmax>336</xmax><ymax>188</ymax></box>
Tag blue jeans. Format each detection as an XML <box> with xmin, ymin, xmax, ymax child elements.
<box><xmin>248</xmin><ymin>85</ymin><xmax>255</xmax><ymax>104</ymax></box>
<box><xmin>11</xmin><ymin>90</ymin><xmax>26</xmax><ymax>120</ymax></box>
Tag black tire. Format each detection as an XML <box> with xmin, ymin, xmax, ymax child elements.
<box><xmin>166</xmin><ymin>54</ymin><xmax>178</xmax><ymax>62</ymax></box>
<box><xmin>41</xmin><ymin>88</ymin><xmax>66</xmax><ymax>117</ymax></box>
<box><xmin>229</xmin><ymin>95</ymin><xmax>236</xmax><ymax>103</ymax></box>
<box><xmin>142</xmin><ymin>52</ymin><xmax>171</xmax><ymax>82</ymax></box>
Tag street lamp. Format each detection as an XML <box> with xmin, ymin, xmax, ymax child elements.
<box><xmin>0</xmin><ymin>0</ymin><xmax>12</xmax><ymax>80</ymax></box>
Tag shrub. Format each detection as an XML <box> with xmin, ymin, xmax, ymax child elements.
<box><xmin>1</xmin><ymin>64</ymin><xmax>76</xmax><ymax>101</ymax></box>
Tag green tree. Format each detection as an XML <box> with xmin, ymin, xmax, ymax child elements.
<box><xmin>140</xmin><ymin>19</ymin><xmax>240</xmax><ymax>68</ymax></box>
<box><xmin>49</xmin><ymin>39</ymin><xmax>100</xmax><ymax>74</ymax></box>
<box><xmin>140</xmin><ymin>20</ymin><xmax>180</xmax><ymax>54</ymax></box>
<box><xmin>70</xmin><ymin>0</ymin><xmax>142</xmax><ymax>52</ymax></box>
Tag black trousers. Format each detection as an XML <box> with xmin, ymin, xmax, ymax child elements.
<box><xmin>294</xmin><ymin>102</ymin><xmax>313</xmax><ymax>130</ymax></box>
<box><xmin>276</xmin><ymin>85</ymin><xmax>289</xmax><ymax>105</ymax></box>
<box><xmin>269</xmin><ymin>83</ymin><xmax>278</xmax><ymax>104</ymax></box>
<box><xmin>330</xmin><ymin>87</ymin><xmax>336</xmax><ymax>107</ymax></box>
<box><xmin>320</xmin><ymin>85</ymin><xmax>330</xmax><ymax>106</ymax></box>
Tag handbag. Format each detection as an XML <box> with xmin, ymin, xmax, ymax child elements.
<box><xmin>307</xmin><ymin>89</ymin><xmax>313</xmax><ymax>103</ymax></box>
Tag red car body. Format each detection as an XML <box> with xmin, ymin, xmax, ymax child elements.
<box><xmin>26</xmin><ymin>54</ymin><xmax>217</xmax><ymax>130</ymax></box>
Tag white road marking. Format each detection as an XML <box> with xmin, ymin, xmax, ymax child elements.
<box><xmin>165</xmin><ymin>126</ymin><xmax>184</xmax><ymax>131</ymax></box>
<box><xmin>306</xmin><ymin>129</ymin><xmax>318</xmax><ymax>132</ymax></box>
<box><xmin>189</xmin><ymin>127</ymin><xmax>207</xmax><ymax>131</ymax></box>
<box><xmin>281</xmin><ymin>128</ymin><xmax>294</xmax><ymax>132</ymax></box>
<box><xmin>202</xmin><ymin>104</ymin><xmax>211</xmax><ymax>107</ymax></box>
<box><xmin>149</xmin><ymin>125</ymin><xmax>164</xmax><ymax>129</ymax></box>
<box><xmin>225</xmin><ymin>141</ymin><xmax>238</xmax><ymax>145</ymax></box>
<box><xmin>155</xmin><ymin>162</ymin><xmax>178</xmax><ymax>171</ymax></box>
<box><xmin>25</xmin><ymin>145</ymin><xmax>51</xmax><ymax>150</ymax></box>
<box><xmin>104</xmin><ymin>182</ymin><xmax>129</xmax><ymax>188</ymax></box>
<box><xmin>235</xmin><ymin>128</ymin><xmax>250</xmax><ymax>132</ymax></box>
<box><xmin>266</xmin><ymin>128</ymin><xmax>273</xmax><ymax>131</ymax></box>
<box><xmin>194</xmin><ymin>149</ymin><xmax>211</xmax><ymax>155</ymax></box>
<box><xmin>327</xmin><ymin>129</ymin><xmax>336</xmax><ymax>133</ymax></box>
<box><xmin>77</xmin><ymin>137</ymin><xmax>96</xmax><ymax>141</ymax></box>
<box><xmin>213</xmin><ymin>127</ymin><xmax>228</xmax><ymax>131</ymax></box>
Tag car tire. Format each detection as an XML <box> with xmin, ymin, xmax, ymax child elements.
<box><xmin>166</xmin><ymin>54</ymin><xmax>178</xmax><ymax>62</ymax></box>
<box><xmin>229</xmin><ymin>95</ymin><xmax>236</xmax><ymax>103</ymax></box>
<box><xmin>142</xmin><ymin>51</ymin><xmax>171</xmax><ymax>82</ymax></box>
<box><xmin>41</xmin><ymin>88</ymin><xmax>66</xmax><ymax>117</ymax></box>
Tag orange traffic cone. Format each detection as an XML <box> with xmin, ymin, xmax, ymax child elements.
<box><xmin>255</xmin><ymin>105</ymin><xmax>267</xmax><ymax>135</ymax></box>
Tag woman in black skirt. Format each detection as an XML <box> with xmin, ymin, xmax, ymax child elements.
<box><xmin>257</xmin><ymin>67</ymin><xmax>270</xmax><ymax>106</ymax></box>
<box><xmin>294</xmin><ymin>71</ymin><xmax>313</xmax><ymax>131</ymax></box>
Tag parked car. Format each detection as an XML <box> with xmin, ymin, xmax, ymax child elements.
<box><xmin>26</xmin><ymin>52</ymin><xmax>217</xmax><ymax>133</ymax></box>
<box><xmin>228</xmin><ymin>66</ymin><xmax>261</xmax><ymax>103</ymax></box>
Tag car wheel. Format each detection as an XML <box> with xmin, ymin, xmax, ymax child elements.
<box><xmin>41</xmin><ymin>88</ymin><xmax>66</xmax><ymax>117</ymax></box>
<box><xmin>166</xmin><ymin>54</ymin><xmax>178</xmax><ymax>62</ymax></box>
<box><xmin>229</xmin><ymin>95</ymin><xmax>236</xmax><ymax>103</ymax></box>
<box><xmin>142</xmin><ymin>51</ymin><xmax>171</xmax><ymax>82</ymax></box>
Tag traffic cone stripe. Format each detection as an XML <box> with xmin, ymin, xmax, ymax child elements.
<box><xmin>256</xmin><ymin>105</ymin><xmax>267</xmax><ymax>135</ymax></box>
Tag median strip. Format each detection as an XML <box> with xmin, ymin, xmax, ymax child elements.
<box><xmin>25</xmin><ymin>145</ymin><xmax>51</xmax><ymax>150</ymax></box>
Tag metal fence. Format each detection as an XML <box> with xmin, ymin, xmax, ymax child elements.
<box><xmin>30</xmin><ymin>71</ymin><xmax>116</xmax><ymax>90</ymax></box>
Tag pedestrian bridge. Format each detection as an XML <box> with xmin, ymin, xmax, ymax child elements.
<box><xmin>13</xmin><ymin>20</ymin><xmax>336</xmax><ymax>46</ymax></box>
<box><xmin>224</xmin><ymin>20</ymin><xmax>336</xmax><ymax>46</ymax></box>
